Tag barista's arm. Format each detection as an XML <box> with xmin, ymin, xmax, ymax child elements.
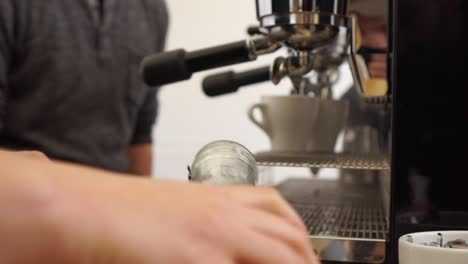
<box><xmin>0</xmin><ymin>150</ymin><xmax>318</xmax><ymax>264</ymax></box>
<box><xmin>127</xmin><ymin>7</ymin><xmax>168</xmax><ymax>176</ymax></box>
<box><xmin>129</xmin><ymin>87</ymin><xmax>158</xmax><ymax>176</ymax></box>
<box><xmin>128</xmin><ymin>14</ymin><xmax>167</xmax><ymax>176</ymax></box>
<box><xmin>128</xmin><ymin>143</ymin><xmax>152</xmax><ymax>176</ymax></box>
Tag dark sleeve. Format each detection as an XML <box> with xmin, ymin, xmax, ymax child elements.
<box><xmin>0</xmin><ymin>0</ymin><xmax>14</xmax><ymax>131</ymax></box>
<box><xmin>130</xmin><ymin>1</ymin><xmax>169</xmax><ymax>145</ymax></box>
<box><xmin>131</xmin><ymin>87</ymin><xmax>159</xmax><ymax>145</ymax></box>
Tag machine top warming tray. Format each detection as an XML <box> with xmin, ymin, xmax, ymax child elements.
<box><xmin>256</xmin><ymin>151</ymin><xmax>390</xmax><ymax>171</ymax></box>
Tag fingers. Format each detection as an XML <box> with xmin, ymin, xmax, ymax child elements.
<box><xmin>243</xmin><ymin>207</ymin><xmax>316</xmax><ymax>263</ymax></box>
<box><xmin>224</xmin><ymin>187</ymin><xmax>321</xmax><ymax>263</ymax></box>
<box><xmin>15</xmin><ymin>151</ymin><xmax>49</xmax><ymax>161</ymax></box>
<box><xmin>227</xmin><ymin>187</ymin><xmax>307</xmax><ymax>232</ymax></box>
<box><xmin>199</xmin><ymin>254</ymin><xmax>234</xmax><ymax>264</ymax></box>
<box><xmin>231</xmin><ymin>224</ymin><xmax>316</xmax><ymax>264</ymax></box>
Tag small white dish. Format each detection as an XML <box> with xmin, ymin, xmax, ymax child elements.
<box><xmin>399</xmin><ymin>231</ymin><xmax>468</xmax><ymax>264</ymax></box>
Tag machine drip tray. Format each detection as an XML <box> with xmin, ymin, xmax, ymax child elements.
<box><xmin>276</xmin><ymin>179</ymin><xmax>388</xmax><ymax>263</ymax></box>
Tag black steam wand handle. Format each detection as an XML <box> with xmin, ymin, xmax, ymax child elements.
<box><xmin>141</xmin><ymin>40</ymin><xmax>257</xmax><ymax>86</ymax></box>
<box><xmin>202</xmin><ymin>66</ymin><xmax>271</xmax><ymax>97</ymax></box>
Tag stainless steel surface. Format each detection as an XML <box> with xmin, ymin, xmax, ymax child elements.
<box><xmin>256</xmin><ymin>0</ymin><xmax>350</xmax><ymax>59</ymax></box>
<box><xmin>347</xmin><ymin>23</ymin><xmax>367</xmax><ymax>96</ymax></box>
<box><xmin>277</xmin><ymin>179</ymin><xmax>387</xmax><ymax>263</ymax></box>
<box><xmin>254</xmin><ymin>0</ymin><xmax>388</xmax><ymax>101</ymax></box>
<box><xmin>256</xmin><ymin>151</ymin><xmax>390</xmax><ymax>170</ymax></box>
<box><xmin>309</xmin><ymin>27</ymin><xmax>348</xmax><ymax>72</ymax></box>
<box><xmin>340</xmin><ymin>126</ymin><xmax>381</xmax><ymax>186</ymax></box>
<box><xmin>257</xmin><ymin>0</ymin><xmax>348</xmax><ymax>17</ymax></box>
<box><xmin>256</xmin><ymin>1</ymin><xmax>352</xmax><ymax>89</ymax></box>
<box><xmin>271</xmin><ymin>26</ymin><xmax>348</xmax><ymax>94</ymax></box>
<box><xmin>254</xmin><ymin>3</ymin><xmax>392</xmax><ymax>260</ymax></box>
<box><xmin>310</xmin><ymin>237</ymin><xmax>385</xmax><ymax>263</ymax></box>
<box><xmin>299</xmin><ymin>203</ymin><xmax>387</xmax><ymax>240</ymax></box>
<box><xmin>347</xmin><ymin>13</ymin><xmax>372</xmax><ymax>98</ymax></box>
<box><xmin>256</xmin><ymin>0</ymin><xmax>349</xmax><ymax>28</ymax></box>
<box><xmin>247</xmin><ymin>35</ymin><xmax>282</xmax><ymax>58</ymax></box>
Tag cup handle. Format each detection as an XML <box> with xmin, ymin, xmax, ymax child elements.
<box><xmin>247</xmin><ymin>103</ymin><xmax>270</xmax><ymax>135</ymax></box>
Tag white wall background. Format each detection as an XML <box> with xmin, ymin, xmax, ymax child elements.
<box><xmin>153</xmin><ymin>0</ymin><xmax>353</xmax><ymax>181</ymax></box>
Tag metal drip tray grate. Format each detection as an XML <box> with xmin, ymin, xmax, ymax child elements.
<box><xmin>277</xmin><ymin>179</ymin><xmax>389</xmax><ymax>241</ymax></box>
<box><xmin>297</xmin><ymin>203</ymin><xmax>388</xmax><ymax>240</ymax></box>
<box><xmin>256</xmin><ymin>151</ymin><xmax>390</xmax><ymax>170</ymax></box>
<box><xmin>276</xmin><ymin>179</ymin><xmax>389</xmax><ymax>263</ymax></box>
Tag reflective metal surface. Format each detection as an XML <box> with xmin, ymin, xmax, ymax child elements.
<box><xmin>255</xmin><ymin>151</ymin><xmax>390</xmax><ymax>170</ymax></box>
<box><xmin>309</xmin><ymin>27</ymin><xmax>349</xmax><ymax>72</ymax></box>
<box><xmin>254</xmin><ymin>0</ymin><xmax>391</xmax><ymax>99</ymax></box>
<box><xmin>256</xmin><ymin>0</ymin><xmax>348</xmax><ymax>27</ymax></box>
<box><xmin>277</xmin><ymin>179</ymin><xmax>387</xmax><ymax>263</ymax></box>
<box><xmin>311</xmin><ymin>237</ymin><xmax>385</xmax><ymax>263</ymax></box>
<box><xmin>256</xmin><ymin>0</ymin><xmax>350</xmax><ymax>65</ymax></box>
<box><xmin>254</xmin><ymin>1</ymin><xmax>393</xmax><ymax>262</ymax></box>
<box><xmin>299</xmin><ymin>203</ymin><xmax>387</xmax><ymax>240</ymax></box>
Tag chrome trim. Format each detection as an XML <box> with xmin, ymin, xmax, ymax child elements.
<box><xmin>347</xmin><ymin>14</ymin><xmax>367</xmax><ymax>96</ymax></box>
<box><xmin>255</xmin><ymin>152</ymin><xmax>390</xmax><ymax>170</ymax></box>
<box><xmin>348</xmin><ymin>51</ymin><xmax>366</xmax><ymax>97</ymax></box>
<box><xmin>245</xmin><ymin>39</ymin><xmax>258</xmax><ymax>61</ymax></box>
<box><xmin>260</xmin><ymin>12</ymin><xmax>351</xmax><ymax>29</ymax></box>
<box><xmin>257</xmin><ymin>0</ymin><xmax>348</xmax><ymax>19</ymax></box>
<box><xmin>310</xmin><ymin>236</ymin><xmax>386</xmax><ymax>263</ymax></box>
<box><xmin>245</xmin><ymin>36</ymin><xmax>282</xmax><ymax>60</ymax></box>
<box><xmin>250</xmin><ymin>36</ymin><xmax>282</xmax><ymax>56</ymax></box>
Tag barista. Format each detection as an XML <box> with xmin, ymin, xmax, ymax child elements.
<box><xmin>0</xmin><ymin>0</ymin><xmax>168</xmax><ymax>175</ymax></box>
<box><xmin>0</xmin><ymin>150</ymin><xmax>319</xmax><ymax>264</ymax></box>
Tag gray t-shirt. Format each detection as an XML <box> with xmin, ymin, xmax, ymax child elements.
<box><xmin>0</xmin><ymin>0</ymin><xmax>168</xmax><ymax>172</ymax></box>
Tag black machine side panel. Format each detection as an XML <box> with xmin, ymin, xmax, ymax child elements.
<box><xmin>390</xmin><ymin>0</ymin><xmax>468</xmax><ymax>263</ymax></box>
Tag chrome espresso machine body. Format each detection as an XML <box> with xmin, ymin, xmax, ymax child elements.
<box><xmin>141</xmin><ymin>0</ymin><xmax>468</xmax><ymax>263</ymax></box>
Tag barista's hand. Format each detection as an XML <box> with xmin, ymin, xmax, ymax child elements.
<box><xmin>0</xmin><ymin>153</ymin><xmax>318</xmax><ymax>264</ymax></box>
<box><xmin>79</xmin><ymin>181</ymin><xmax>319</xmax><ymax>264</ymax></box>
<box><xmin>2</xmin><ymin>150</ymin><xmax>49</xmax><ymax>161</ymax></box>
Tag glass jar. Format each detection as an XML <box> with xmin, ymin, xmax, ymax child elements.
<box><xmin>190</xmin><ymin>140</ymin><xmax>258</xmax><ymax>185</ymax></box>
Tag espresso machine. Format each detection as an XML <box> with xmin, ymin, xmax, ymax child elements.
<box><xmin>141</xmin><ymin>0</ymin><xmax>468</xmax><ymax>263</ymax></box>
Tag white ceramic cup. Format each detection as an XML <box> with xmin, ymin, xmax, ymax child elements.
<box><xmin>248</xmin><ymin>95</ymin><xmax>348</xmax><ymax>153</ymax></box>
<box><xmin>310</xmin><ymin>99</ymin><xmax>349</xmax><ymax>152</ymax></box>
<box><xmin>399</xmin><ymin>231</ymin><xmax>468</xmax><ymax>264</ymax></box>
<box><xmin>248</xmin><ymin>95</ymin><xmax>320</xmax><ymax>152</ymax></box>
